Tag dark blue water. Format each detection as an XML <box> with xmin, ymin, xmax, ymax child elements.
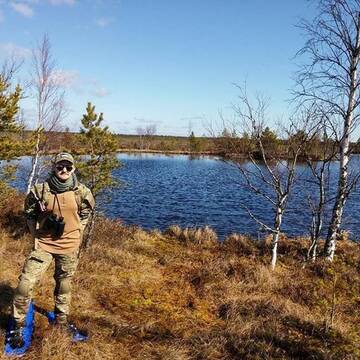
<box><xmin>106</xmin><ymin>153</ymin><xmax>360</xmax><ymax>239</ymax></box>
<box><xmin>11</xmin><ymin>154</ymin><xmax>360</xmax><ymax>239</ymax></box>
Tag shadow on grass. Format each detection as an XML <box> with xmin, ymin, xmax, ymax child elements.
<box><xmin>0</xmin><ymin>283</ymin><xmax>14</xmax><ymax>332</ymax></box>
<box><xmin>213</xmin><ymin>328</ymin><xmax>329</xmax><ymax>360</ymax></box>
<box><xmin>1</xmin><ymin>209</ymin><xmax>27</xmax><ymax>240</ymax></box>
<box><xmin>189</xmin><ymin>310</ymin><xmax>355</xmax><ymax>360</ymax></box>
<box><xmin>79</xmin><ymin>315</ymin><xmax>176</xmax><ymax>342</ymax></box>
<box><xmin>282</xmin><ymin>315</ymin><xmax>347</xmax><ymax>344</ymax></box>
<box><xmin>224</xmin><ymin>316</ymin><xmax>354</xmax><ymax>359</ymax></box>
<box><xmin>233</xmin><ymin>331</ymin><xmax>327</xmax><ymax>360</ymax></box>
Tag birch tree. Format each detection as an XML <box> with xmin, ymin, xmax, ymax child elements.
<box><xmin>304</xmin><ymin>116</ymin><xmax>338</xmax><ymax>261</ymax></box>
<box><xmin>295</xmin><ymin>0</ymin><xmax>360</xmax><ymax>260</ymax></box>
<box><xmin>136</xmin><ymin>127</ymin><xmax>145</xmax><ymax>150</ymax></box>
<box><xmin>27</xmin><ymin>34</ymin><xmax>66</xmax><ymax>193</ymax></box>
<box><xmin>230</xmin><ymin>87</ymin><xmax>318</xmax><ymax>270</ymax></box>
<box><xmin>136</xmin><ymin>124</ymin><xmax>157</xmax><ymax>150</ymax></box>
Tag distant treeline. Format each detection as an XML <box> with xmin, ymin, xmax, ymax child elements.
<box><xmin>17</xmin><ymin>129</ymin><xmax>360</xmax><ymax>159</ymax></box>
<box><xmin>17</xmin><ymin>130</ymin><xmax>215</xmax><ymax>155</ymax></box>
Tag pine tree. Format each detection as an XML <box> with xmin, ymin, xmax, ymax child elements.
<box><xmin>77</xmin><ymin>102</ymin><xmax>120</xmax><ymax>198</ymax></box>
<box><xmin>189</xmin><ymin>131</ymin><xmax>201</xmax><ymax>153</ymax></box>
<box><xmin>0</xmin><ymin>75</ymin><xmax>29</xmax><ymax>205</ymax></box>
<box><xmin>259</xmin><ymin>126</ymin><xmax>280</xmax><ymax>155</ymax></box>
<box><xmin>0</xmin><ymin>74</ymin><xmax>27</xmax><ymax>203</ymax></box>
<box><xmin>0</xmin><ymin>74</ymin><xmax>23</xmax><ymax>160</ymax></box>
<box><xmin>76</xmin><ymin>102</ymin><xmax>120</xmax><ymax>248</ymax></box>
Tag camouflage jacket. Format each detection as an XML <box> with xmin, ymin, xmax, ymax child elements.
<box><xmin>24</xmin><ymin>180</ymin><xmax>95</xmax><ymax>228</ymax></box>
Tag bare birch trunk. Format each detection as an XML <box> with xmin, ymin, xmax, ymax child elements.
<box><xmin>308</xmin><ymin>170</ymin><xmax>325</xmax><ymax>261</ymax></box>
<box><xmin>308</xmin><ymin>216</ymin><xmax>318</xmax><ymax>261</ymax></box>
<box><xmin>325</xmin><ymin>184</ymin><xmax>347</xmax><ymax>260</ymax></box>
<box><xmin>325</xmin><ymin>14</ymin><xmax>360</xmax><ymax>261</ymax></box>
<box><xmin>271</xmin><ymin>205</ymin><xmax>283</xmax><ymax>270</ymax></box>
<box><xmin>26</xmin><ymin>131</ymin><xmax>41</xmax><ymax>194</ymax></box>
<box><xmin>271</xmin><ymin>231</ymin><xmax>279</xmax><ymax>271</ymax></box>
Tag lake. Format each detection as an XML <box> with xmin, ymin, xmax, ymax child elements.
<box><xmin>12</xmin><ymin>153</ymin><xmax>360</xmax><ymax>240</ymax></box>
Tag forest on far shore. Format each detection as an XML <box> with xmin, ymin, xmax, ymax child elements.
<box><xmin>14</xmin><ymin>129</ymin><xmax>360</xmax><ymax>159</ymax></box>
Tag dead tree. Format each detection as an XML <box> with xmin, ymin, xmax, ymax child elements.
<box><xmin>294</xmin><ymin>0</ymin><xmax>360</xmax><ymax>261</ymax></box>
<box><xmin>136</xmin><ymin>124</ymin><xmax>157</xmax><ymax>150</ymax></box>
<box><xmin>27</xmin><ymin>34</ymin><xmax>66</xmax><ymax>193</ymax></box>
<box><xmin>144</xmin><ymin>124</ymin><xmax>157</xmax><ymax>149</ymax></box>
<box><xmin>231</xmin><ymin>86</ymin><xmax>319</xmax><ymax>270</ymax></box>
<box><xmin>136</xmin><ymin>127</ymin><xmax>145</xmax><ymax>150</ymax></box>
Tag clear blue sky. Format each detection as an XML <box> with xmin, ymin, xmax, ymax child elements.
<box><xmin>0</xmin><ymin>0</ymin><xmax>316</xmax><ymax>136</ymax></box>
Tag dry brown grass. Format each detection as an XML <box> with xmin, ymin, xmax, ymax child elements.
<box><xmin>0</xmin><ymin>198</ymin><xmax>359</xmax><ymax>359</ymax></box>
<box><xmin>165</xmin><ymin>225</ymin><xmax>218</xmax><ymax>247</ymax></box>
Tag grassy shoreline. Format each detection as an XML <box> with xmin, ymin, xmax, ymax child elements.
<box><xmin>0</xmin><ymin>195</ymin><xmax>359</xmax><ymax>359</ymax></box>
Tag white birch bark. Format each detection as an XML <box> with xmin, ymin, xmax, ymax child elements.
<box><xmin>271</xmin><ymin>209</ymin><xmax>283</xmax><ymax>270</ymax></box>
<box><xmin>308</xmin><ymin>166</ymin><xmax>326</xmax><ymax>261</ymax></box>
<box><xmin>26</xmin><ymin>131</ymin><xmax>41</xmax><ymax>194</ymax></box>
<box><xmin>325</xmin><ymin>13</ymin><xmax>360</xmax><ymax>261</ymax></box>
<box><xmin>229</xmin><ymin>86</ymin><xmax>318</xmax><ymax>270</ymax></box>
<box><xmin>26</xmin><ymin>35</ymin><xmax>66</xmax><ymax>192</ymax></box>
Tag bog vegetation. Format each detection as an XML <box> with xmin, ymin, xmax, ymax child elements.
<box><xmin>0</xmin><ymin>196</ymin><xmax>359</xmax><ymax>359</ymax></box>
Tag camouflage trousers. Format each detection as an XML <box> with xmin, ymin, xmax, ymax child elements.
<box><xmin>12</xmin><ymin>247</ymin><xmax>79</xmax><ymax>324</ymax></box>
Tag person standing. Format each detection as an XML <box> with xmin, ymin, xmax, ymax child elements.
<box><xmin>9</xmin><ymin>152</ymin><xmax>95</xmax><ymax>348</ymax></box>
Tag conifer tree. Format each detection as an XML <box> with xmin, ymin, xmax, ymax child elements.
<box><xmin>77</xmin><ymin>102</ymin><xmax>120</xmax><ymax>197</ymax></box>
<box><xmin>76</xmin><ymin>102</ymin><xmax>120</xmax><ymax>248</ymax></box>
<box><xmin>0</xmin><ymin>74</ymin><xmax>26</xmax><ymax>202</ymax></box>
<box><xmin>0</xmin><ymin>74</ymin><xmax>23</xmax><ymax>160</ymax></box>
<box><xmin>189</xmin><ymin>131</ymin><xmax>201</xmax><ymax>153</ymax></box>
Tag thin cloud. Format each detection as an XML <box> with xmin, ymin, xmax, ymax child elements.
<box><xmin>51</xmin><ymin>69</ymin><xmax>79</xmax><ymax>88</ymax></box>
<box><xmin>10</xmin><ymin>2</ymin><xmax>34</xmax><ymax>18</ymax></box>
<box><xmin>85</xmin><ymin>78</ymin><xmax>109</xmax><ymax>97</ymax></box>
<box><xmin>134</xmin><ymin>117</ymin><xmax>163</xmax><ymax>125</ymax></box>
<box><xmin>0</xmin><ymin>42</ymin><xmax>32</xmax><ymax>58</ymax></box>
<box><xmin>95</xmin><ymin>16</ymin><xmax>114</xmax><ymax>28</ymax></box>
<box><xmin>0</xmin><ymin>9</ymin><xmax>4</xmax><ymax>23</ymax></box>
<box><xmin>16</xmin><ymin>0</ymin><xmax>39</xmax><ymax>4</ymax></box>
<box><xmin>180</xmin><ymin>116</ymin><xmax>205</xmax><ymax>121</ymax></box>
<box><xmin>48</xmin><ymin>0</ymin><xmax>76</xmax><ymax>5</ymax></box>
<box><xmin>44</xmin><ymin>72</ymin><xmax>110</xmax><ymax>98</ymax></box>
<box><xmin>8</xmin><ymin>0</ymin><xmax>75</xmax><ymax>19</ymax></box>
<box><xmin>91</xmin><ymin>86</ymin><xmax>109</xmax><ymax>98</ymax></box>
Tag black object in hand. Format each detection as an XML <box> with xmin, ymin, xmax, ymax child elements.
<box><xmin>42</xmin><ymin>213</ymin><xmax>65</xmax><ymax>239</ymax></box>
